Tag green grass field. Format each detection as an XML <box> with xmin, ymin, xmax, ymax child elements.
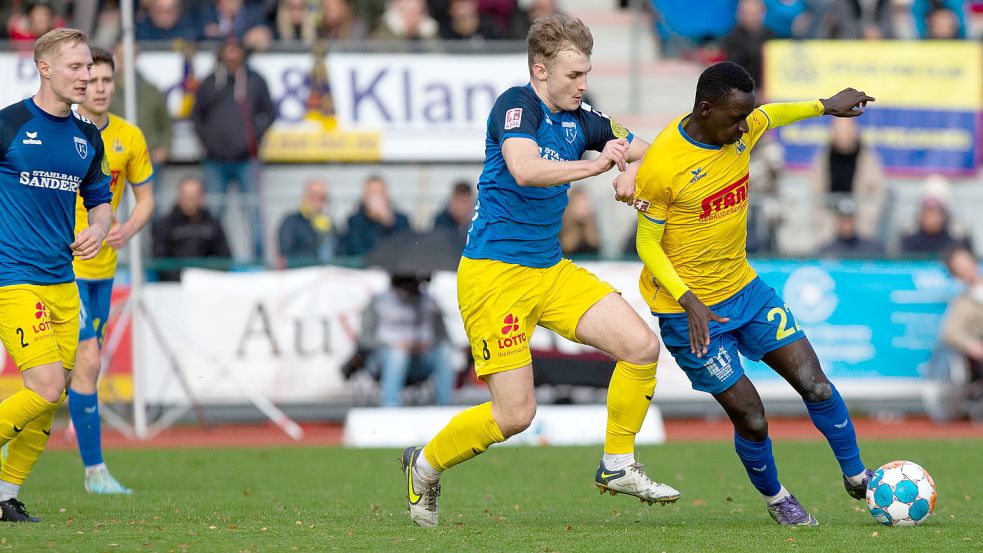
<box><xmin>2</xmin><ymin>438</ymin><xmax>981</xmax><ymax>552</ymax></box>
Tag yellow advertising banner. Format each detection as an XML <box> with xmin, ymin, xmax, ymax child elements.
<box><xmin>764</xmin><ymin>41</ymin><xmax>982</xmax><ymax>110</ymax></box>
<box><xmin>260</xmin><ymin>127</ymin><xmax>382</xmax><ymax>163</ymax></box>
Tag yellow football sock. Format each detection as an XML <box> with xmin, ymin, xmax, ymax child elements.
<box><xmin>0</xmin><ymin>388</ymin><xmax>56</xmax><ymax>449</ymax></box>
<box><xmin>424</xmin><ymin>402</ymin><xmax>505</xmax><ymax>471</ymax></box>
<box><xmin>1</xmin><ymin>392</ymin><xmax>63</xmax><ymax>485</ymax></box>
<box><xmin>605</xmin><ymin>360</ymin><xmax>658</xmax><ymax>454</ymax></box>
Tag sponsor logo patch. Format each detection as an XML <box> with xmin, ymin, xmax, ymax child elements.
<box><xmin>504</xmin><ymin>108</ymin><xmax>522</xmax><ymax>130</ymax></box>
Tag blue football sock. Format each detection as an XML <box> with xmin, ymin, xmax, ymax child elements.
<box><xmin>67</xmin><ymin>389</ymin><xmax>103</xmax><ymax>468</ymax></box>
<box><xmin>804</xmin><ymin>384</ymin><xmax>865</xmax><ymax>476</ymax></box>
<box><xmin>734</xmin><ymin>433</ymin><xmax>782</xmax><ymax>497</ymax></box>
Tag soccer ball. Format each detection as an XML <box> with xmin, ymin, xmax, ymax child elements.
<box><xmin>866</xmin><ymin>460</ymin><xmax>937</xmax><ymax>526</ymax></box>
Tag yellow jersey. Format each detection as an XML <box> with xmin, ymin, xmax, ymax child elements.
<box><xmin>73</xmin><ymin>113</ymin><xmax>154</xmax><ymax>280</ymax></box>
<box><xmin>633</xmin><ymin>101</ymin><xmax>823</xmax><ymax>313</ymax></box>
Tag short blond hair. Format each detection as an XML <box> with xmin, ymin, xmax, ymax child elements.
<box><xmin>527</xmin><ymin>15</ymin><xmax>593</xmax><ymax>72</ymax></box>
<box><xmin>34</xmin><ymin>28</ymin><xmax>89</xmax><ymax>65</ymax></box>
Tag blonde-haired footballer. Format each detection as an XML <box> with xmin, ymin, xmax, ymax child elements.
<box><xmin>0</xmin><ymin>28</ymin><xmax>112</xmax><ymax>522</ymax></box>
<box><xmin>399</xmin><ymin>14</ymin><xmax>679</xmax><ymax>528</ymax></box>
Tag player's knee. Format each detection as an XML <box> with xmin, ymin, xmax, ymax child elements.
<box><xmin>27</xmin><ymin>375</ymin><xmax>66</xmax><ymax>404</ymax></box>
<box><xmin>800</xmin><ymin>379</ymin><xmax>832</xmax><ymax>404</ymax></box>
<box><xmin>623</xmin><ymin>332</ymin><xmax>661</xmax><ymax>366</ymax></box>
<box><xmin>741</xmin><ymin>413</ymin><xmax>769</xmax><ymax>442</ymax></box>
<box><xmin>496</xmin><ymin>401</ymin><xmax>537</xmax><ymax>438</ymax></box>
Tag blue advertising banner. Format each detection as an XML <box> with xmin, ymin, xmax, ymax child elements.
<box><xmin>742</xmin><ymin>260</ymin><xmax>960</xmax><ymax>380</ymax></box>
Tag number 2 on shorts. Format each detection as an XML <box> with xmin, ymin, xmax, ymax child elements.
<box><xmin>767</xmin><ymin>304</ymin><xmax>800</xmax><ymax>341</ymax></box>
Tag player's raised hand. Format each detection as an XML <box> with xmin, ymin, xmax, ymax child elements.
<box><xmin>612</xmin><ymin>160</ymin><xmax>640</xmax><ymax>204</ymax></box>
<box><xmin>71</xmin><ymin>227</ymin><xmax>106</xmax><ymax>260</ymax></box>
<box><xmin>821</xmin><ymin>88</ymin><xmax>875</xmax><ymax>118</ymax></box>
<box><xmin>595</xmin><ymin>138</ymin><xmax>629</xmax><ymax>174</ymax></box>
<box><xmin>678</xmin><ymin>291</ymin><xmax>729</xmax><ymax>358</ymax></box>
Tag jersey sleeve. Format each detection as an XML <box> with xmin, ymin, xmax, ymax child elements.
<box><xmin>580</xmin><ymin>102</ymin><xmax>634</xmax><ymax>152</ymax></box>
<box><xmin>488</xmin><ymin>87</ymin><xmax>543</xmax><ymax>145</ymax></box>
<box><xmin>126</xmin><ymin>125</ymin><xmax>154</xmax><ymax>186</ymax></box>
<box><xmin>745</xmin><ymin>107</ymin><xmax>772</xmax><ymax>148</ymax></box>
<box><xmin>632</xmin><ymin>160</ymin><xmax>671</xmax><ymax>223</ymax></box>
<box><xmin>748</xmin><ymin>100</ymin><xmax>825</xmax><ymax>147</ymax></box>
<box><xmin>80</xmin><ymin>127</ymin><xmax>112</xmax><ymax>209</ymax></box>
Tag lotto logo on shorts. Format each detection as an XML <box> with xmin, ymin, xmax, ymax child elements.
<box><xmin>497</xmin><ymin>313</ymin><xmax>527</xmax><ymax>352</ymax></box>
<box><xmin>504</xmin><ymin>108</ymin><xmax>522</xmax><ymax>130</ymax></box>
<box><xmin>35</xmin><ymin>302</ymin><xmax>47</xmax><ymax>319</ymax></box>
<box><xmin>33</xmin><ymin>301</ymin><xmax>52</xmax><ymax>334</ymax></box>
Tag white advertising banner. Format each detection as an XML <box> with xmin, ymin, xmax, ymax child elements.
<box><xmin>0</xmin><ymin>50</ymin><xmax>526</xmax><ymax>161</ymax></box>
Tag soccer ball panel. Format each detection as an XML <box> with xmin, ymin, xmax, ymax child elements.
<box><xmin>894</xmin><ymin>479</ymin><xmax>919</xmax><ymax>503</ymax></box>
<box><xmin>869</xmin><ymin>506</ymin><xmax>892</xmax><ymax>526</ymax></box>
<box><xmin>900</xmin><ymin>462</ymin><xmax>925</xmax><ymax>481</ymax></box>
<box><xmin>909</xmin><ymin>498</ymin><xmax>931</xmax><ymax>523</ymax></box>
<box><xmin>886</xmin><ymin>499</ymin><xmax>910</xmax><ymax>522</ymax></box>
<box><xmin>880</xmin><ymin>467</ymin><xmax>905</xmax><ymax>486</ymax></box>
<box><xmin>873</xmin><ymin>483</ymin><xmax>895</xmax><ymax>508</ymax></box>
<box><xmin>916</xmin><ymin>479</ymin><xmax>935</xmax><ymax>503</ymax></box>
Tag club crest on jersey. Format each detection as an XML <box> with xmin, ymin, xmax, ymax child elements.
<box><xmin>504</xmin><ymin>108</ymin><xmax>522</xmax><ymax>130</ymax></box>
<box><xmin>112</xmin><ymin>138</ymin><xmax>124</xmax><ymax>153</ymax></box>
<box><xmin>736</xmin><ymin>139</ymin><xmax>747</xmax><ymax>155</ymax></box>
<box><xmin>74</xmin><ymin>136</ymin><xmax>88</xmax><ymax>159</ymax></box>
<box><xmin>562</xmin><ymin>121</ymin><xmax>578</xmax><ymax>143</ymax></box>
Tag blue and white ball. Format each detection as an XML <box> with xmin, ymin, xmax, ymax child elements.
<box><xmin>866</xmin><ymin>460</ymin><xmax>937</xmax><ymax>527</ymax></box>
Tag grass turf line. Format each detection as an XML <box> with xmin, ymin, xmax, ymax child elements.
<box><xmin>1</xmin><ymin>439</ymin><xmax>981</xmax><ymax>552</ymax></box>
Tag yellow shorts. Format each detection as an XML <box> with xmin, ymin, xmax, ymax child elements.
<box><xmin>0</xmin><ymin>282</ymin><xmax>80</xmax><ymax>371</ymax></box>
<box><xmin>458</xmin><ymin>257</ymin><xmax>616</xmax><ymax>379</ymax></box>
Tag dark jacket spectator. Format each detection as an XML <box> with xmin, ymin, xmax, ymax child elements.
<box><xmin>192</xmin><ymin>40</ymin><xmax>276</xmax><ymax>162</ymax></box>
<box><xmin>152</xmin><ymin>177</ymin><xmax>232</xmax><ymax>281</ymax></box>
<box><xmin>901</xmin><ymin>196</ymin><xmax>972</xmax><ymax>256</ymax></box>
<box><xmin>343</xmin><ymin>176</ymin><xmax>410</xmax><ymax>256</ymax></box>
<box><xmin>199</xmin><ymin>0</ymin><xmax>274</xmax><ymax>49</ymax></box>
<box><xmin>438</xmin><ymin>0</ymin><xmax>502</xmax><ymax>40</ymax></box>
<box><xmin>432</xmin><ymin>181</ymin><xmax>474</xmax><ymax>235</ymax></box>
<box><xmin>277</xmin><ymin>179</ymin><xmax>337</xmax><ymax>267</ymax></box>
<box><xmin>817</xmin><ymin>199</ymin><xmax>883</xmax><ymax>258</ymax></box>
<box><xmin>721</xmin><ymin>0</ymin><xmax>774</xmax><ymax>87</ymax></box>
<box><xmin>136</xmin><ymin>0</ymin><xmax>200</xmax><ymax>41</ymax></box>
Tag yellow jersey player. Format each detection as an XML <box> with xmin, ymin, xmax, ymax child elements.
<box><xmin>400</xmin><ymin>15</ymin><xmax>679</xmax><ymax>529</ymax></box>
<box><xmin>67</xmin><ymin>47</ymin><xmax>155</xmax><ymax>495</ymax></box>
<box><xmin>627</xmin><ymin>61</ymin><xmax>875</xmax><ymax>525</ymax></box>
<box><xmin>0</xmin><ymin>29</ymin><xmax>112</xmax><ymax>522</ymax></box>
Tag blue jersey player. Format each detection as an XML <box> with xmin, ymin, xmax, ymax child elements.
<box><xmin>0</xmin><ymin>28</ymin><xmax>112</xmax><ymax>523</ymax></box>
<box><xmin>400</xmin><ymin>15</ymin><xmax>679</xmax><ymax>528</ymax></box>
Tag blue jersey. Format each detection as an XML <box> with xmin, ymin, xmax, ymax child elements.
<box><xmin>464</xmin><ymin>84</ymin><xmax>633</xmax><ymax>268</ymax></box>
<box><xmin>0</xmin><ymin>99</ymin><xmax>112</xmax><ymax>286</ymax></box>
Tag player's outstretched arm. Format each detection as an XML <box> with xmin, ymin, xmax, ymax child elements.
<box><xmin>72</xmin><ymin>203</ymin><xmax>112</xmax><ymax>260</ymax></box>
<box><xmin>820</xmin><ymin>88</ymin><xmax>876</xmax><ymax>118</ymax></box>
<box><xmin>611</xmin><ymin>138</ymin><xmax>652</xmax><ymax>204</ymax></box>
<box><xmin>502</xmin><ymin>136</ymin><xmax>628</xmax><ymax>187</ymax></box>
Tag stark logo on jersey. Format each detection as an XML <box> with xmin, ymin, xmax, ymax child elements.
<box><xmin>699</xmin><ymin>174</ymin><xmax>749</xmax><ymax>222</ymax></box>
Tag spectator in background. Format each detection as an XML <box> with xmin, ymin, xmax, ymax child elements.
<box><xmin>817</xmin><ymin>198</ymin><xmax>883</xmax><ymax>258</ymax></box>
<box><xmin>7</xmin><ymin>0</ymin><xmax>62</xmax><ymax>41</ymax></box>
<box><xmin>374</xmin><ymin>0</ymin><xmax>439</xmax><ymax>40</ymax></box>
<box><xmin>559</xmin><ymin>188</ymin><xmax>601</xmax><ymax>257</ymax></box>
<box><xmin>360</xmin><ymin>274</ymin><xmax>455</xmax><ymax>407</ymax></box>
<box><xmin>914</xmin><ymin>0</ymin><xmax>965</xmax><ymax>38</ymax></box>
<box><xmin>343</xmin><ymin>175</ymin><xmax>410</xmax><ymax>256</ymax></box>
<box><xmin>762</xmin><ymin>0</ymin><xmax>804</xmax><ymax>37</ymax></box>
<box><xmin>721</xmin><ymin>0</ymin><xmax>773</xmax><ymax>87</ymax></box>
<box><xmin>136</xmin><ymin>0</ymin><xmax>200</xmax><ymax>41</ymax></box>
<box><xmin>924</xmin><ymin>5</ymin><xmax>961</xmax><ymax>38</ymax></box>
<box><xmin>317</xmin><ymin>0</ymin><xmax>368</xmax><ymax>40</ymax></box>
<box><xmin>110</xmin><ymin>41</ymin><xmax>173</xmax><ymax>168</ymax></box>
<box><xmin>940</xmin><ymin>244</ymin><xmax>983</xmax><ymax>401</ymax></box>
<box><xmin>439</xmin><ymin>0</ymin><xmax>501</xmax><ymax>40</ymax></box>
<box><xmin>276</xmin><ymin>0</ymin><xmax>317</xmax><ymax>42</ymax></box>
<box><xmin>432</xmin><ymin>181</ymin><xmax>474</xmax><ymax>237</ymax></box>
<box><xmin>152</xmin><ymin>176</ymin><xmax>232</xmax><ymax>282</ymax></box>
<box><xmin>505</xmin><ymin>0</ymin><xmax>562</xmax><ymax>39</ymax></box>
<box><xmin>845</xmin><ymin>0</ymin><xmax>894</xmax><ymax>39</ymax></box>
<box><xmin>900</xmin><ymin>178</ymin><xmax>972</xmax><ymax>256</ymax></box>
<box><xmin>811</xmin><ymin>117</ymin><xmax>885</xmax><ymax>251</ymax></box>
<box><xmin>192</xmin><ymin>38</ymin><xmax>276</xmax><ymax>262</ymax></box>
<box><xmin>277</xmin><ymin>178</ymin><xmax>336</xmax><ymax>268</ymax></box>
<box><xmin>200</xmin><ymin>0</ymin><xmax>274</xmax><ymax>50</ymax></box>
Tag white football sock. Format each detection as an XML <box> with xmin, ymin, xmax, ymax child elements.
<box><xmin>765</xmin><ymin>485</ymin><xmax>792</xmax><ymax>505</ymax></box>
<box><xmin>0</xmin><ymin>480</ymin><xmax>20</xmax><ymax>502</ymax></box>
<box><xmin>602</xmin><ymin>452</ymin><xmax>635</xmax><ymax>471</ymax></box>
<box><xmin>846</xmin><ymin>470</ymin><xmax>868</xmax><ymax>487</ymax></box>
<box><xmin>414</xmin><ymin>448</ymin><xmax>441</xmax><ymax>483</ymax></box>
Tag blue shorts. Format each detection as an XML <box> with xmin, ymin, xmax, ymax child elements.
<box><xmin>77</xmin><ymin>278</ymin><xmax>113</xmax><ymax>343</ymax></box>
<box><xmin>657</xmin><ymin>278</ymin><xmax>806</xmax><ymax>395</ymax></box>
